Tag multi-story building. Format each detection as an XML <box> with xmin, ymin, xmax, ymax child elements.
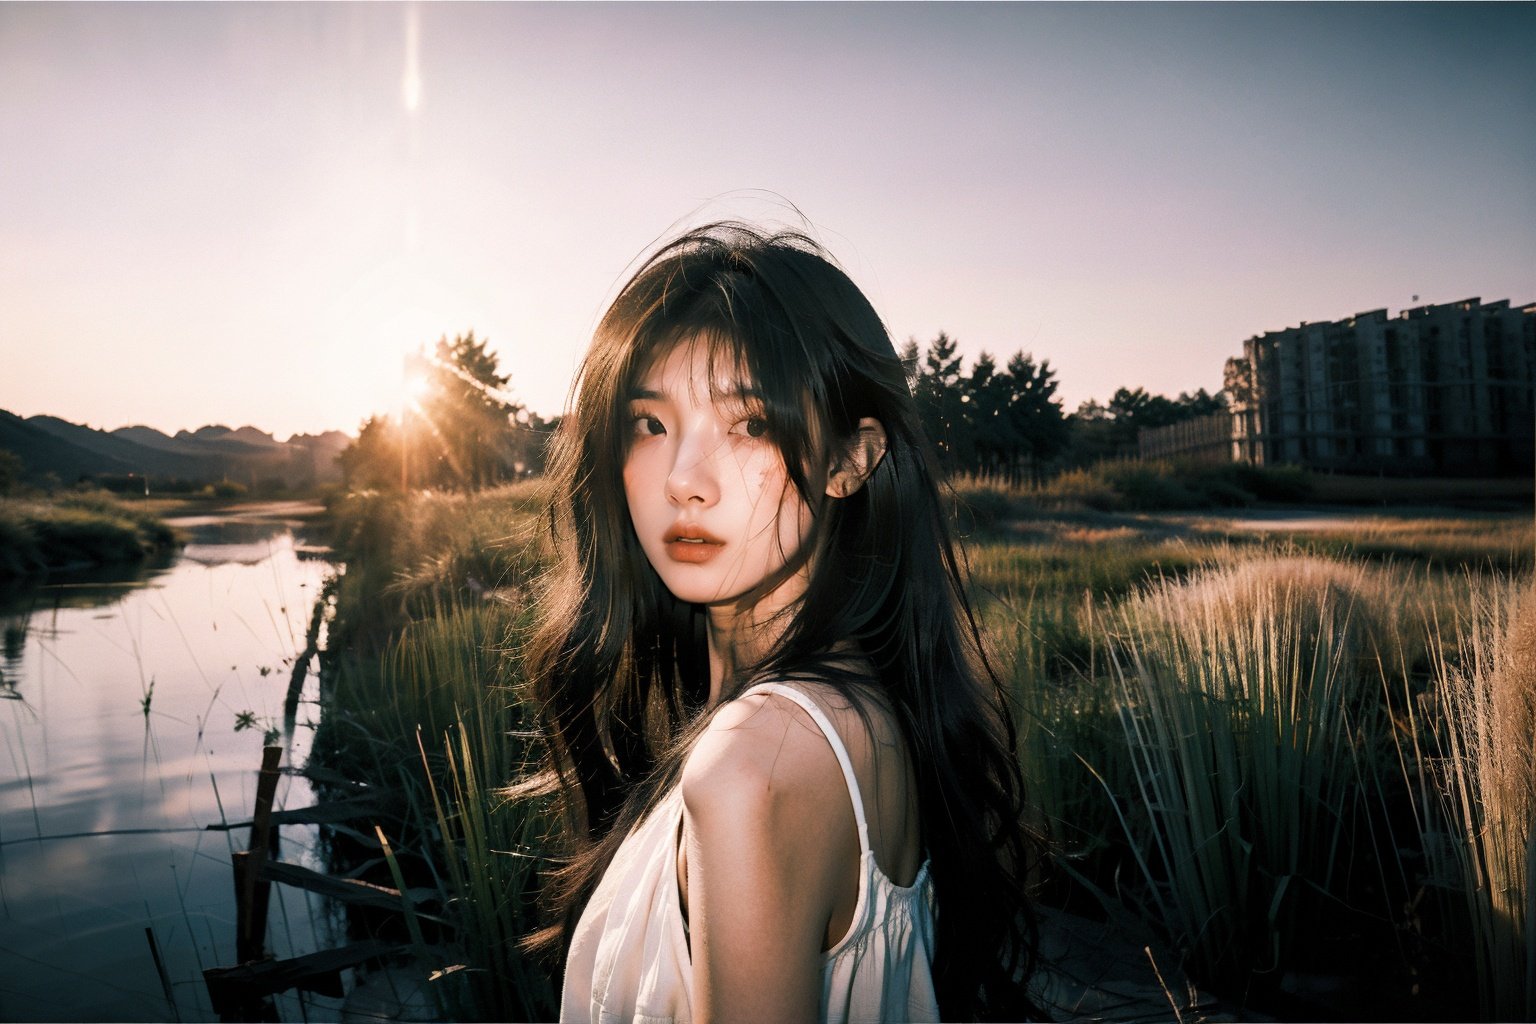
<box><xmin>1223</xmin><ymin>297</ymin><xmax>1535</xmax><ymax>475</ymax></box>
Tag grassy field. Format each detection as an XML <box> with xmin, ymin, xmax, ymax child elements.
<box><xmin>307</xmin><ymin>477</ymin><xmax>1534</xmax><ymax>1021</ymax></box>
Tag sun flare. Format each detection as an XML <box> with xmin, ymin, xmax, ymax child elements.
<box><xmin>403</xmin><ymin>5</ymin><xmax>422</xmax><ymax>113</ymax></box>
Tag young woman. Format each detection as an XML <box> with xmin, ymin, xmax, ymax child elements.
<box><xmin>524</xmin><ymin>222</ymin><xmax>1038</xmax><ymax>1022</ymax></box>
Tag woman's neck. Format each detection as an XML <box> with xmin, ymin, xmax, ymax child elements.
<box><xmin>703</xmin><ymin>569</ymin><xmax>809</xmax><ymax>706</ymax></box>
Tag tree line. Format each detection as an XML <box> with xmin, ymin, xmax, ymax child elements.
<box><xmin>902</xmin><ymin>332</ymin><xmax>1225</xmax><ymax>482</ymax></box>
<box><xmin>337</xmin><ymin>330</ymin><xmax>1226</xmax><ymax>492</ymax></box>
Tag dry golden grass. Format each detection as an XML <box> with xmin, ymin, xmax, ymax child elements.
<box><xmin>1053</xmin><ymin>525</ymin><xmax>1145</xmax><ymax>545</ymax></box>
<box><xmin>1116</xmin><ymin>554</ymin><xmax>1429</xmax><ymax>685</ymax></box>
<box><xmin>1410</xmin><ymin>578</ymin><xmax>1536</xmax><ymax>1020</ymax></box>
<box><xmin>1490</xmin><ymin>588</ymin><xmax>1536</xmax><ymax>814</ymax></box>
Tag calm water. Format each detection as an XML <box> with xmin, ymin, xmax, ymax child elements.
<box><xmin>0</xmin><ymin>507</ymin><xmax>343</xmax><ymax>1021</ymax></box>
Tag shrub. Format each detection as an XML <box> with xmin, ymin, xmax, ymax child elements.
<box><xmin>1233</xmin><ymin>463</ymin><xmax>1314</xmax><ymax>502</ymax></box>
<box><xmin>1035</xmin><ymin>467</ymin><xmax>1118</xmax><ymax>511</ymax></box>
<box><xmin>1031</xmin><ymin>460</ymin><xmax>1312</xmax><ymax>513</ymax></box>
<box><xmin>1099</xmin><ymin>462</ymin><xmax>1205</xmax><ymax>510</ymax></box>
<box><xmin>0</xmin><ymin>505</ymin><xmax>42</xmax><ymax>576</ymax></box>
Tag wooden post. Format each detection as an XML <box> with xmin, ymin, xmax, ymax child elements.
<box><xmin>232</xmin><ymin>849</ymin><xmax>251</xmax><ymax>963</ymax></box>
<box><xmin>251</xmin><ymin>745</ymin><xmax>283</xmax><ymax>861</ymax></box>
<box><xmin>237</xmin><ymin>745</ymin><xmax>283</xmax><ymax>964</ymax></box>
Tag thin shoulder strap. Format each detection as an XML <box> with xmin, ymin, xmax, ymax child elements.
<box><xmin>738</xmin><ymin>682</ymin><xmax>872</xmax><ymax>856</ymax></box>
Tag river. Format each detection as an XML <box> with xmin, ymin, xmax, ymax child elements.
<box><xmin>0</xmin><ymin>503</ymin><xmax>343</xmax><ymax>1021</ymax></box>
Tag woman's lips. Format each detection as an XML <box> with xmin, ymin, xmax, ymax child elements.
<box><xmin>664</xmin><ymin>524</ymin><xmax>724</xmax><ymax>564</ymax></box>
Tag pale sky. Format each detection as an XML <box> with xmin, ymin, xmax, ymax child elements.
<box><xmin>3</xmin><ymin>2</ymin><xmax>1533</xmax><ymax>440</ymax></box>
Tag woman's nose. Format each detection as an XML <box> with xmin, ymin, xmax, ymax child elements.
<box><xmin>665</xmin><ymin>435</ymin><xmax>721</xmax><ymax>507</ymax></box>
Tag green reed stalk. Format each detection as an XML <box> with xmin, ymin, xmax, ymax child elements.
<box><xmin>376</xmin><ymin>598</ymin><xmax>552</xmax><ymax>1020</ymax></box>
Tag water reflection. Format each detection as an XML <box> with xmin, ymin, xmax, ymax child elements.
<box><xmin>0</xmin><ymin>506</ymin><xmax>341</xmax><ymax>1021</ymax></box>
<box><xmin>2</xmin><ymin>615</ymin><xmax>23</xmax><ymax>700</ymax></box>
<box><xmin>175</xmin><ymin>515</ymin><xmax>322</xmax><ymax>567</ymax></box>
<box><xmin>4</xmin><ymin>616</ymin><xmax>26</xmax><ymax>661</ymax></box>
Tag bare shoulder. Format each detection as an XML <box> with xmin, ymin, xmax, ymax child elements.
<box><xmin>681</xmin><ymin>686</ymin><xmax>848</xmax><ymax>818</ymax></box>
<box><xmin>684</xmin><ymin>681</ymin><xmax>922</xmax><ymax>886</ymax></box>
<box><xmin>679</xmin><ymin>687</ymin><xmax>863</xmax><ymax>1017</ymax></box>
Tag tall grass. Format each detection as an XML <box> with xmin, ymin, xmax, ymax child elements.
<box><xmin>1004</xmin><ymin>596</ymin><xmax>1138</xmax><ymax>873</ymax></box>
<box><xmin>969</xmin><ymin>460</ymin><xmax>1315</xmax><ymax>514</ymax></box>
<box><xmin>391</xmin><ymin>604</ymin><xmax>553</xmax><ymax>1019</ymax></box>
<box><xmin>1103</xmin><ymin>558</ymin><xmax>1402</xmax><ymax>992</ymax></box>
<box><xmin>312</xmin><ymin>595</ymin><xmax>555</xmax><ymax>1020</ymax></box>
<box><xmin>977</xmin><ymin>511</ymin><xmax>1529</xmax><ymax>1013</ymax></box>
<box><xmin>311</xmin><ymin>482</ymin><xmax>556</xmax><ymax>1019</ymax></box>
<box><xmin>1274</xmin><ymin>515</ymin><xmax>1536</xmax><ymax>573</ymax></box>
<box><xmin>950</xmin><ymin>460</ymin><xmax>1314</xmax><ymax>523</ymax></box>
<box><xmin>1403</xmin><ymin>580</ymin><xmax>1535</xmax><ymax>1020</ymax></box>
<box><xmin>324</xmin><ymin>482</ymin><xmax>547</xmax><ymax>650</ymax></box>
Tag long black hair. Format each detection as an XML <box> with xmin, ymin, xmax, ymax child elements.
<box><xmin>523</xmin><ymin>222</ymin><xmax>1039</xmax><ymax>1020</ymax></box>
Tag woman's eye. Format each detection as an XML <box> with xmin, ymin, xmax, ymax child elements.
<box><xmin>732</xmin><ymin>417</ymin><xmax>769</xmax><ymax>439</ymax></box>
<box><xmin>633</xmin><ymin>415</ymin><xmax>665</xmax><ymax>437</ymax></box>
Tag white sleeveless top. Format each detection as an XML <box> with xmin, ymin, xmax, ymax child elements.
<box><xmin>560</xmin><ymin>682</ymin><xmax>940</xmax><ymax>1024</ymax></box>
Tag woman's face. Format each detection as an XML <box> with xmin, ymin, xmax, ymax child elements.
<box><xmin>622</xmin><ymin>339</ymin><xmax>813</xmax><ymax>609</ymax></box>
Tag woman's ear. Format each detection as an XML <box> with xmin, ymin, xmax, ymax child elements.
<box><xmin>826</xmin><ymin>417</ymin><xmax>888</xmax><ymax>499</ymax></box>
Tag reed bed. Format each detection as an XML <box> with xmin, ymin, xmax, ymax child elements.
<box><xmin>324</xmin><ymin>481</ymin><xmax>548</xmax><ymax>649</ymax></box>
<box><xmin>312</xmin><ymin>595</ymin><xmax>554</xmax><ymax>1020</ymax></box>
<box><xmin>391</xmin><ymin>603</ymin><xmax>552</xmax><ymax>1019</ymax></box>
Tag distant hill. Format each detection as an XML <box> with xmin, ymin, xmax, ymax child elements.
<box><xmin>1</xmin><ymin>410</ymin><xmax>350</xmax><ymax>488</ymax></box>
<box><xmin>112</xmin><ymin>424</ymin><xmax>188</xmax><ymax>453</ymax></box>
<box><xmin>226</xmin><ymin>426</ymin><xmax>286</xmax><ymax>449</ymax></box>
<box><xmin>1</xmin><ymin>410</ymin><xmax>142</xmax><ymax>482</ymax></box>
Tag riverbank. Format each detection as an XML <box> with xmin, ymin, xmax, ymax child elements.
<box><xmin>0</xmin><ymin>492</ymin><xmax>337</xmax><ymax>580</ymax></box>
<box><xmin>0</xmin><ymin>492</ymin><xmax>179</xmax><ymax>578</ymax></box>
